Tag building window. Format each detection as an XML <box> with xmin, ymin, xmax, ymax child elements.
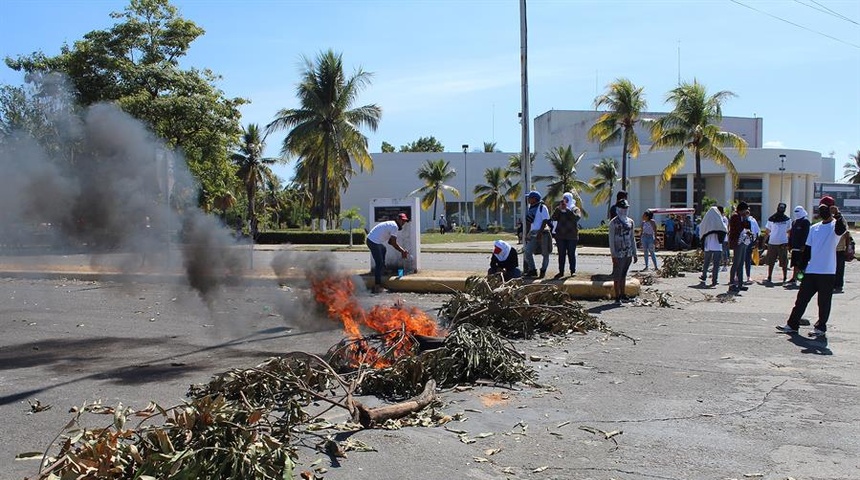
<box><xmin>736</xmin><ymin>177</ymin><xmax>763</xmax><ymax>220</ymax></box>
<box><xmin>669</xmin><ymin>177</ymin><xmax>686</xmax><ymax>208</ymax></box>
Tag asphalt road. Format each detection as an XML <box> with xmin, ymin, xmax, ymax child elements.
<box><xmin>2</xmin><ymin>251</ymin><xmax>859</xmax><ymax>480</ymax></box>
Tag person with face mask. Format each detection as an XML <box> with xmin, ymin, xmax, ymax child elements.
<box><xmin>488</xmin><ymin>239</ymin><xmax>521</xmax><ymax>281</ymax></box>
<box><xmin>523</xmin><ymin>190</ymin><xmax>552</xmax><ymax>278</ymax></box>
<box><xmin>786</xmin><ymin>205</ymin><xmax>811</xmax><ymax>288</ymax></box>
<box><xmin>728</xmin><ymin>202</ymin><xmax>751</xmax><ymax>292</ymax></box>
<box><xmin>776</xmin><ymin>196</ymin><xmax>847</xmax><ymax>338</ymax></box>
<box><xmin>608</xmin><ymin>199</ymin><xmax>637</xmax><ymax>303</ymax></box>
<box><xmin>550</xmin><ymin>192</ymin><xmax>581</xmax><ymax>279</ymax></box>
<box><xmin>763</xmin><ymin>203</ymin><xmax>792</xmax><ymax>284</ymax></box>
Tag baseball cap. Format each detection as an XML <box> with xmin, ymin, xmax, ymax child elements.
<box><xmin>616</xmin><ymin>199</ymin><xmax>630</xmax><ymax>209</ymax></box>
<box><xmin>819</xmin><ymin>195</ymin><xmax>835</xmax><ymax>207</ymax></box>
<box><xmin>397</xmin><ymin>213</ymin><xmax>409</xmax><ymax>222</ymax></box>
<box><xmin>526</xmin><ymin>191</ymin><xmax>541</xmax><ymax>201</ymax></box>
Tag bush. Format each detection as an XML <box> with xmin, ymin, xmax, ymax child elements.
<box><xmin>577</xmin><ymin>228</ymin><xmax>608</xmax><ymax>247</ymax></box>
<box><xmin>256</xmin><ymin>230</ymin><xmax>366</xmax><ymax>245</ymax></box>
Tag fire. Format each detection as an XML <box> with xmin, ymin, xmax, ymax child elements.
<box><xmin>310</xmin><ymin>274</ymin><xmax>444</xmax><ymax>367</ymax></box>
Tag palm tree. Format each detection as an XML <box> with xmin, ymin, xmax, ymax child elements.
<box><xmin>339</xmin><ymin>206</ymin><xmax>365</xmax><ymax>247</ymax></box>
<box><xmin>408</xmin><ymin>158</ymin><xmax>460</xmax><ymax>220</ymax></box>
<box><xmin>588</xmin><ymin>78</ymin><xmax>647</xmax><ymax>192</ymax></box>
<box><xmin>474</xmin><ymin>166</ymin><xmax>510</xmax><ymax>227</ymax></box>
<box><xmin>483</xmin><ymin>141</ymin><xmax>498</xmax><ymax>152</ymax></box>
<box><xmin>590</xmin><ymin>157</ymin><xmax>619</xmax><ymax>219</ymax></box>
<box><xmin>505</xmin><ymin>152</ymin><xmax>536</xmax><ymax>224</ymax></box>
<box><xmin>267</xmin><ymin>49</ymin><xmax>381</xmax><ymax>229</ymax></box>
<box><xmin>230</xmin><ymin>123</ymin><xmax>278</xmax><ymax>238</ymax></box>
<box><xmin>650</xmin><ymin>79</ymin><xmax>748</xmax><ymax>214</ymax></box>
<box><xmin>533</xmin><ymin>145</ymin><xmax>592</xmax><ymax>216</ymax></box>
<box><xmin>843</xmin><ymin>150</ymin><xmax>860</xmax><ymax>183</ymax></box>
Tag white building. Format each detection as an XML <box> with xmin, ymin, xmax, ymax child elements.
<box><xmin>341</xmin><ymin>110</ymin><xmax>835</xmax><ymax>231</ymax></box>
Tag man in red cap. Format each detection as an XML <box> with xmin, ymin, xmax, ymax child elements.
<box><xmin>365</xmin><ymin>213</ymin><xmax>410</xmax><ymax>293</ymax></box>
<box><xmin>776</xmin><ymin>195</ymin><xmax>846</xmax><ymax>338</ymax></box>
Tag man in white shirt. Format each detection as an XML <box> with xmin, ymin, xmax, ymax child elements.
<box><xmin>366</xmin><ymin>213</ymin><xmax>410</xmax><ymax>293</ymax></box>
<box><xmin>744</xmin><ymin>213</ymin><xmax>761</xmax><ymax>280</ymax></box>
<box><xmin>763</xmin><ymin>203</ymin><xmax>792</xmax><ymax>284</ymax></box>
<box><xmin>776</xmin><ymin>196</ymin><xmax>847</xmax><ymax>338</ymax></box>
<box><xmin>522</xmin><ymin>190</ymin><xmax>551</xmax><ymax>278</ymax></box>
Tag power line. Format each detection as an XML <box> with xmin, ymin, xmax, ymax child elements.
<box><xmin>809</xmin><ymin>0</ymin><xmax>859</xmax><ymax>25</ymax></box>
<box><xmin>729</xmin><ymin>0</ymin><xmax>860</xmax><ymax>49</ymax></box>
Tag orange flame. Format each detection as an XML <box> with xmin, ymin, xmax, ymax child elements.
<box><xmin>311</xmin><ymin>274</ymin><xmax>444</xmax><ymax>367</ymax></box>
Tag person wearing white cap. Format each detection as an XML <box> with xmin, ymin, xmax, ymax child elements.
<box><xmin>488</xmin><ymin>239</ymin><xmax>521</xmax><ymax>280</ymax></box>
<box><xmin>608</xmin><ymin>199</ymin><xmax>637</xmax><ymax>303</ymax></box>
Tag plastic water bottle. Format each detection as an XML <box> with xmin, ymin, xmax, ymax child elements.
<box><xmin>797</xmin><ymin>270</ymin><xmax>804</xmax><ymax>281</ymax></box>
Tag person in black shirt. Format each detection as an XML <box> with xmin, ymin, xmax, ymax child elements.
<box><xmin>786</xmin><ymin>205</ymin><xmax>811</xmax><ymax>288</ymax></box>
<box><xmin>488</xmin><ymin>239</ymin><xmax>522</xmax><ymax>280</ymax></box>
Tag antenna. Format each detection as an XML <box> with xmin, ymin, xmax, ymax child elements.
<box><xmin>677</xmin><ymin>40</ymin><xmax>681</xmax><ymax>84</ymax></box>
<box><xmin>595</xmin><ymin>69</ymin><xmax>598</xmax><ymax>100</ymax></box>
<box><xmin>492</xmin><ymin>103</ymin><xmax>495</xmax><ymax>142</ymax></box>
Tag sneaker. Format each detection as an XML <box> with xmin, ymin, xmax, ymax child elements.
<box><xmin>524</xmin><ymin>270</ymin><xmax>538</xmax><ymax>278</ymax></box>
<box><xmin>807</xmin><ymin>328</ymin><xmax>826</xmax><ymax>338</ymax></box>
<box><xmin>833</xmin><ymin>287</ymin><xmax>843</xmax><ymax>294</ymax></box>
<box><xmin>738</xmin><ymin>285</ymin><xmax>749</xmax><ymax>291</ymax></box>
<box><xmin>553</xmin><ymin>272</ymin><xmax>565</xmax><ymax>280</ymax></box>
<box><xmin>775</xmin><ymin>324</ymin><xmax>798</xmax><ymax>334</ymax></box>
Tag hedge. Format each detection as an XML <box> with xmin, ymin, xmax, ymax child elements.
<box><xmin>256</xmin><ymin>230</ymin><xmax>366</xmax><ymax>245</ymax></box>
<box><xmin>577</xmin><ymin>228</ymin><xmax>609</xmax><ymax>247</ymax></box>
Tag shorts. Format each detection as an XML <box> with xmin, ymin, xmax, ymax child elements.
<box><xmin>790</xmin><ymin>248</ymin><xmax>803</xmax><ymax>268</ymax></box>
<box><xmin>765</xmin><ymin>243</ymin><xmax>788</xmax><ymax>267</ymax></box>
<box><xmin>612</xmin><ymin>256</ymin><xmax>633</xmax><ymax>281</ymax></box>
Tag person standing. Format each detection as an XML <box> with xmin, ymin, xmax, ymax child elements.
<box><xmin>728</xmin><ymin>202</ymin><xmax>750</xmax><ymax>292</ymax></box>
<box><xmin>550</xmin><ymin>192</ymin><xmax>581</xmax><ymax>279</ymax></box>
<box><xmin>365</xmin><ymin>213</ymin><xmax>410</xmax><ymax>293</ymax></box>
<box><xmin>776</xmin><ymin>196</ymin><xmax>847</xmax><ymax>337</ymax></box>
<box><xmin>786</xmin><ymin>205</ymin><xmax>811</xmax><ymax>288</ymax></box>
<box><xmin>763</xmin><ymin>203</ymin><xmax>791</xmax><ymax>284</ymax></box>
<box><xmin>744</xmin><ymin>212</ymin><xmax>761</xmax><ymax>280</ymax></box>
<box><xmin>488</xmin><ymin>239</ymin><xmax>522</xmax><ymax>281</ymax></box>
<box><xmin>718</xmin><ymin>206</ymin><xmax>730</xmax><ymax>271</ymax></box>
<box><xmin>699</xmin><ymin>206</ymin><xmax>727</xmax><ymax>287</ymax></box>
<box><xmin>609</xmin><ymin>199</ymin><xmax>637</xmax><ymax>303</ymax></box>
<box><xmin>608</xmin><ymin>190</ymin><xmax>628</xmax><ymax>220</ymax></box>
<box><xmin>663</xmin><ymin>214</ymin><xmax>676</xmax><ymax>251</ymax></box>
<box><xmin>640</xmin><ymin>210</ymin><xmax>659</xmax><ymax>271</ymax></box>
<box><xmin>438</xmin><ymin>214</ymin><xmax>447</xmax><ymax>234</ymax></box>
<box><xmin>523</xmin><ymin>190</ymin><xmax>551</xmax><ymax>278</ymax></box>
<box><xmin>834</xmin><ymin>221</ymin><xmax>854</xmax><ymax>293</ymax></box>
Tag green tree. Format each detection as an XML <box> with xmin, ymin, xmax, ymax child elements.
<box><xmin>267</xmin><ymin>49</ymin><xmax>381</xmax><ymax>228</ymax></box>
<box><xmin>533</xmin><ymin>145</ymin><xmax>592</xmax><ymax>216</ymax></box>
<box><xmin>588</xmin><ymin>78</ymin><xmax>647</xmax><ymax>193</ymax></box>
<box><xmin>843</xmin><ymin>150</ymin><xmax>860</xmax><ymax>183</ymax></box>
<box><xmin>230</xmin><ymin>123</ymin><xmax>278</xmax><ymax>238</ymax></box>
<box><xmin>589</xmin><ymin>157</ymin><xmax>619</xmax><ymax>218</ymax></box>
<box><xmin>339</xmin><ymin>206</ymin><xmax>365</xmax><ymax>247</ymax></box>
<box><xmin>483</xmin><ymin>141</ymin><xmax>498</xmax><ymax>152</ymax></box>
<box><xmin>474</xmin><ymin>166</ymin><xmax>510</xmax><ymax>226</ymax></box>
<box><xmin>5</xmin><ymin>0</ymin><xmax>246</xmax><ymax>201</ymax></box>
<box><xmin>408</xmin><ymin>158</ymin><xmax>460</xmax><ymax>220</ymax></box>
<box><xmin>381</xmin><ymin>141</ymin><xmax>395</xmax><ymax>153</ymax></box>
<box><xmin>650</xmin><ymin>79</ymin><xmax>748</xmax><ymax>214</ymax></box>
<box><xmin>399</xmin><ymin>135</ymin><xmax>444</xmax><ymax>152</ymax></box>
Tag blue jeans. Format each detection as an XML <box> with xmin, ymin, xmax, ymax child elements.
<box><xmin>366</xmin><ymin>239</ymin><xmax>387</xmax><ymax>286</ymax></box>
<box><xmin>730</xmin><ymin>244</ymin><xmax>747</xmax><ymax>288</ymax></box>
<box><xmin>523</xmin><ymin>231</ymin><xmax>549</xmax><ymax>273</ymax></box>
<box><xmin>641</xmin><ymin>235</ymin><xmax>658</xmax><ymax>269</ymax></box>
<box><xmin>556</xmin><ymin>238</ymin><xmax>577</xmax><ymax>274</ymax></box>
<box><xmin>701</xmin><ymin>250</ymin><xmax>721</xmax><ymax>285</ymax></box>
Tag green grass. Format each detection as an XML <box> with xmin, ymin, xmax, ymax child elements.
<box><xmin>421</xmin><ymin>232</ymin><xmax>519</xmax><ymax>244</ymax></box>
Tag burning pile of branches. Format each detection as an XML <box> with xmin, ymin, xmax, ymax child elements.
<box><xmin>438</xmin><ymin>275</ymin><xmax>609</xmax><ymax>338</ymax></box>
<box><xmin>659</xmin><ymin>250</ymin><xmax>704</xmax><ymax>278</ymax></box>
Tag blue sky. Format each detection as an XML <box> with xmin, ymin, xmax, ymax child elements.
<box><xmin>2</xmin><ymin>0</ymin><xmax>859</xmax><ymax>182</ymax></box>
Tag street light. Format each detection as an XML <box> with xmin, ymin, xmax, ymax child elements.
<box><xmin>778</xmin><ymin>154</ymin><xmax>786</xmax><ymax>203</ymax></box>
<box><xmin>462</xmin><ymin>144</ymin><xmax>469</xmax><ymax>225</ymax></box>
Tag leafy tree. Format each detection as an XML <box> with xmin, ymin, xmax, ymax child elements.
<box><xmin>408</xmin><ymin>158</ymin><xmax>460</xmax><ymax>220</ymax></box>
<box><xmin>650</xmin><ymin>79</ymin><xmax>748</xmax><ymax>214</ymax></box>
<box><xmin>483</xmin><ymin>141</ymin><xmax>498</xmax><ymax>152</ymax></box>
<box><xmin>589</xmin><ymin>157</ymin><xmax>619</xmax><ymax>218</ymax></box>
<box><xmin>5</xmin><ymin>0</ymin><xmax>246</xmax><ymax>203</ymax></box>
<box><xmin>267</xmin><ymin>49</ymin><xmax>380</xmax><ymax>228</ymax></box>
<box><xmin>230</xmin><ymin>123</ymin><xmax>278</xmax><ymax>238</ymax></box>
<box><xmin>588</xmin><ymin>78</ymin><xmax>647</xmax><ymax>193</ymax></box>
<box><xmin>399</xmin><ymin>135</ymin><xmax>444</xmax><ymax>152</ymax></box>
<box><xmin>381</xmin><ymin>141</ymin><xmax>395</xmax><ymax>153</ymax></box>
<box><xmin>474</xmin><ymin>166</ymin><xmax>510</xmax><ymax>226</ymax></box>
<box><xmin>339</xmin><ymin>206</ymin><xmax>365</xmax><ymax>247</ymax></box>
<box><xmin>843</xmin><ymin>150</ymin><xmax>860</xmax><ymax>183</ymax></box>
<box><xmin>533</xmin><ymin>145</ymin><xmax>592</xmax><ymax>216</ymax></box>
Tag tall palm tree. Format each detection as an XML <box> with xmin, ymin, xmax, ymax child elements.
<box><xmin>267</xmin><ymin>49</ymin><xmax>381</xmax><ymax>228</ymax></box>
<box><xmin>505</xmin><ymin>152</ymin><xmax>536</xmax><ymax>223</ymax></box>
<box><xmin>483</xmin><ymin>141</ymin><xmax>498</xmax><ymax>152</ymax></box>
<box><xmin>650</xmin><ymin>79</ymin><xmax>748</xmax><ymax>214</ymax></box>
<box><xmin>843</xmin><ymin>150</ymin><xmax>860</xmax><ymax>183</ymax></box>
<box><xmin>588</xmin><ymin>78</ymin><xmax>647</xmax><ymax>192</ymax></box>
<box><xmin>533</xmin><ymin>145</ymin><xmax>592</xmax><ymax>216</ymax></box>
<box><xmin>408</xmin><ymin>158</ymin><xmax>460</xmax><ymax>220</ymax></box>
<box><xmin>230</xmin><ymin>123</ymin><xmax>278</xmax><ymax>238</ymax></box>
<box><xmin>474</xmin><ymin>166</ymin><xmax>510</xmax><ymax>226</ymax></box>
<box><xmin>590</xmin><ymin>157</ymin><xmax>619</xmax><ymax>219</ymax></box>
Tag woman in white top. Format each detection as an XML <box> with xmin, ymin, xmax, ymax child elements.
<box><xmin>640</xmin><ymin>210</ymin><xmax>659</xmax><ymax>270</ymax></box>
